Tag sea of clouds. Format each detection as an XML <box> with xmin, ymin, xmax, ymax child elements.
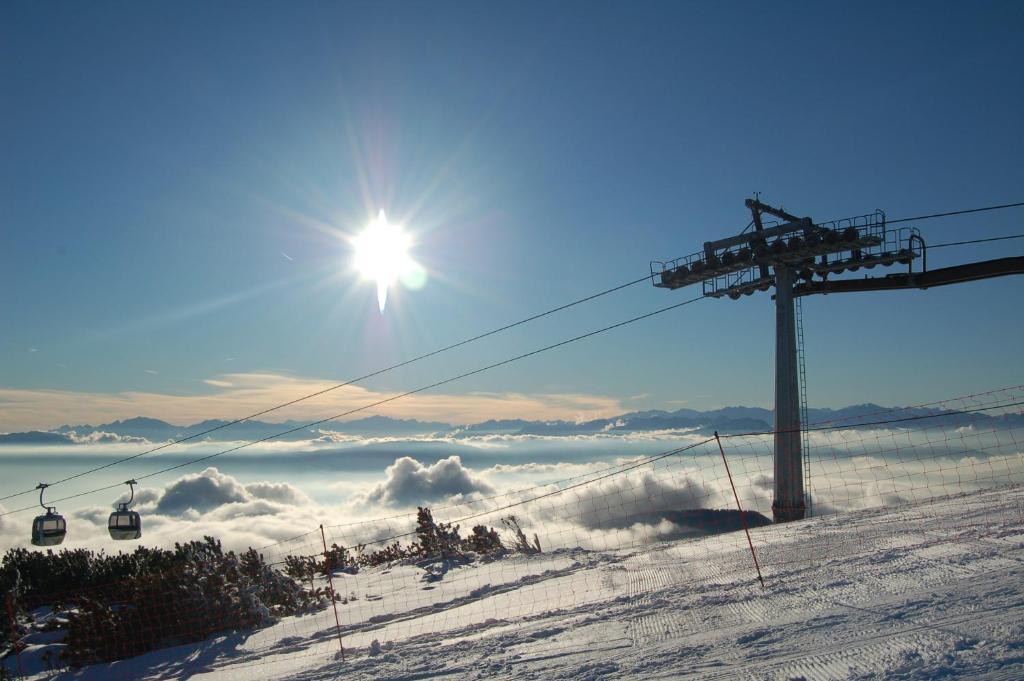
<box><xmin>1</xmin><ymin>420</ymin><xmax>1020</xmax><ymax>562</ymax></box>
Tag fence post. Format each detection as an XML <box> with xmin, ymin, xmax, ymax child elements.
<box><xmin>5</xmin><ymin>592</ymin><xmax>22</xmax><ymax>678</ymax></box>
<box><xmin>715</xmin><ymin>431</ymin><xmax>766</xmax><ymax>589</ymax></box>
<box><xmin>320</xmin><ymin>524</ymin><xmax>346</xmax><ymax>661</ymax></box>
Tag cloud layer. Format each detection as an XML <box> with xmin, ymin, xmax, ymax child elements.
<box><xmin>0</xmin><ymin>442</ymin><xmax>1020</xmax><ymax>560</ymax></box>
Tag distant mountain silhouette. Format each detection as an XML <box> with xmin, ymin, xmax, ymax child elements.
<box><xmin>56</xmin><ymin>417</ymin><xmax>184</xmax><ymax>441</ymax></box>
<box><xmin>461</xmin><ymin>419</ymin><xmax>539</xmax><ymax>434</ymax></box>
<box><xmin>0</xmin><ymin>430</ymin><xmax>71</xmax><ymax>444</ymax></box>
<box><xmin>4</xmin><ymin>401</ymin><xmax>1019</xmax><ymax>445</ymax></box>
<box><xmin>49</xmin><ymin>414</ymin><xmax>452</xmax><ymax>444</ymax></box>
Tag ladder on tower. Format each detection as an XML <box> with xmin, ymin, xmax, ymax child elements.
<box><xmin>795</xmin><ymin>296</ymin><xmax>812</xmax><ymax>517</ymax></box>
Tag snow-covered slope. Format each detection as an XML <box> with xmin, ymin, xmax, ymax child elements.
<box><xmin>10</xmin><ymin>485</ymin><xmax>1024</xmax><ymax>680</ymax></box>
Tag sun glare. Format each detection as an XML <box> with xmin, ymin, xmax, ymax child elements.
<box><xmin>352</xmin><ymin>210</ymin><xmax>418</xmax><ymax>313</ymax></box>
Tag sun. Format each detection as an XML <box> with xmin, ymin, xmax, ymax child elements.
<box><xmin>352</xmin><ymin>210</ymin><xmax>417</xmax><ymax>313</ymax></box>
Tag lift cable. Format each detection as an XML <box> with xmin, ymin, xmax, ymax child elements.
<box><xmin>927</xmin><ymin>233</ymin><xmax>1024</xmax><ymax>250</ymax></box>
<box><xmin>884</xmin><ymin>201</ymin><xmax>1024</xmax><ymax>225</ymax></box>
<box><xmin>3</xmin><ymin>199</ymin><xmax>1021</xmax><ymax>504</ymax></box>
<box><xmin>0</xmin><ymin>272</ymin><xmax>653</xmax><ymax>504</ymax></box>
<box><xmin>0</xmin><ymin>295</ymin><xmax>706</xmax><ymax>518</ymax></box>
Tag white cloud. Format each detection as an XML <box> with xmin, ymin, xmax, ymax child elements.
<box><xmin>64</xmin><ymin>430</ymin><xmax>149</xmax><ymax>445</ymax></box>
<box><xmin>523</xmin><ymin>467</ymin><xmax>728</xmax><ymax>532</ymax></box>
<box><xmin>118</xmin><ymin>488</ymin><xmax>161</xmax><ymax>508</ymax></box>
<box><xmin>245</xmin><ymin>481</ymin><xmax>312</xmax><ymax>506</ymax></box>
<box><xmin>204</xmin><ymin>498</ymin><xmax>285</xmax><ymax>520</ymax></box>
<box><xmin>601</xmin><ymin>418</ymin><xmax>627</xmax><ymax>432</ymax></box>
<box><xmin>112</xmin><ymin>468</ymin><xmax>312</xmax><ymax>520</ymax></box>
<box><xmin>360</xmin><ymin>455</ymin><xmax>495</xmax><ymax>507</ymax></box>
<box><xmin>153</xmin><ymin>467</ymin><xmax>249</xmax><ymax>515</ymax></box>
<box><xmin>483</xmin><ymin>462</ymin><xmax>610</xmax><ymax>476</ymax></box>
<box><xmin>72</xmin><ymin>507</ymin><xmax>110</xmax><ymax>525</ymax></box>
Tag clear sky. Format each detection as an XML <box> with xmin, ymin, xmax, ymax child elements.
<box><xmin>2</xmin><ymin>1</ymin><xmax>1023</xmax><ymax>430</ymax></box>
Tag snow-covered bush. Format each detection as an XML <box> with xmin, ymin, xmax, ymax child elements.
<box><xmin>1</xmin><ymin>545</ymin><xmax>181</xmax><ymax>609</ymax></box>
<box><xmin>413</xmin><ymin>507</ymin><xmax>463</xmax><ymax>558</ymax></box>
<box><xmin>280</xmin><ymin>508</ymin><xmax>507</xmax><ymax>574</ymax></box>
<box><xmin>465</xmin><ymin>525</ymin><xmax>504</xmax><ymax>555</ymax></box>
<box><xmin>356</xmin><ymin>541</ymin><xmax>410</xmax><ymax>567</ymax></box>
<box><xmin>501</xmin><ymin>516</ymin><xmax>542</xmax><ymax>555</ymax></box>
<box><xmin>56</xmin><ymin>538</ymin><xmax>311</xmax><ymax>666</ymax></box>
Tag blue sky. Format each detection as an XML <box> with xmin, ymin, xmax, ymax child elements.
<box><xmin>2</xmin><ymin>1</ymin><xmax>1023</xmax><ymax>430</ymax></box>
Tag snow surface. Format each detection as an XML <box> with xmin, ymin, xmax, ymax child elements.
<box><xmin>7</xmin><ymin>485</ymin><xmax>1024</xmax><ymax>680</ymax></box>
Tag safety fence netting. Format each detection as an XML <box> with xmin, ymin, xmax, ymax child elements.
<box><xmin>2</xmin><ymin>386</ymin><xmax>1022</xmax><ymax>679</ymax></box>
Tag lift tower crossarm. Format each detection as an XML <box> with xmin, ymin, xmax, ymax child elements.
<box><xmin>795</xmin><ymin>256</ymin><xmax>1024</xmax><ymax>296</ymax></box>
<box><xmin>746</xmin><ymin>198</ymin><xmax>805</xmax><ymax>225</ymax></box>
<box><xmin>704</xmin><ymin>218</ymin><xmax>814</xmax><ymax>253</ymax></box>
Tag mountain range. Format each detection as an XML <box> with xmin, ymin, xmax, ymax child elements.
<box><xmin>1</xmin><ymin>402</ymin><xmax>1019</xmax><ymax>445</ymax></box>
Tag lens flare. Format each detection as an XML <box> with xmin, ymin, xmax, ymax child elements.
<box><xmin>352</xmin><ymin>210</ymin><xmax>418</xmax><ymax>313</ymax></box>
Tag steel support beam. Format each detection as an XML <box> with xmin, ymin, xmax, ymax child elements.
<box><xmin>705</xmin><ymin>218</ymin><xmax>813</xmax><ymax>252</ymax></box>
<box><xmin>795</xmin><ymin>256</ymin><xmax>1024</xmax><ymax>296</ymax></box>
<box><xmin>746</xmin><ymin>198</ymin><xmax>804</xmax><ymax>225</ymax></box>
<box><xmin>772</xmin><ymin>265</ymin><xmax>805</xmax><ymax>522</ymax></box>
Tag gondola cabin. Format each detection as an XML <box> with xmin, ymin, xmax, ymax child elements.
<box><xmin>31</xmin><ymin>510</ymin><xmax>66</xmax><ymax>547</ymax></box>
<box><xmin>108</xmin><ymin>503</ymin><xmax>142</xmax><ymax>540</ymax></box>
